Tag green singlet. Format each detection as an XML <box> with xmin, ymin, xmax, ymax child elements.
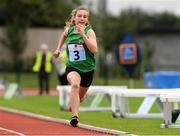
<box><xmin>65</xmin><ymin>25</ymin><xmax>96</xmax><ymax>73</ymax></box>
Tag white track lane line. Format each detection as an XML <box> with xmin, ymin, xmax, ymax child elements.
<box><xmin>0</xmin><ymin>127</ymin><xmax>25</xmax><ymax>136</ymax></box>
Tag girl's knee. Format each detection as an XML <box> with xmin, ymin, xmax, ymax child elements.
<box><xmin>71</xmin><ymin>83</ymin><xmax>80</xmax><ymax>89</ymax></box>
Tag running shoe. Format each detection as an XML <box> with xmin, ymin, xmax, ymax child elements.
<box><xmin>70</xmin><ymin>116</ymin><xmax>79</xmax><ymax>127</ymax></box>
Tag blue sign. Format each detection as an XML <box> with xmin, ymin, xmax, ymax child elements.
<box><xmin>115</xmin><ymin>33</ymin><xmax>141</xmax><ymax>77</ymax></box>
<box><xmin>123</xmin><ymin>47</ymin><xmax>133</xmax><ymax>60</ymax></box>
<box><xmin>119</xmin><ymin>43</ymin><xmax>137</xmax><ymax>64</ymax></box>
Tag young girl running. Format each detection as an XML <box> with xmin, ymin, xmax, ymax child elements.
<box><xmin>53</xmin><ymin>6</ymin><xmax>98</xmax><ymax>127</ymax></box>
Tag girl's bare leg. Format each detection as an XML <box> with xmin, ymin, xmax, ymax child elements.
<box><xmin>67</xmin><ymin>71</ymin><xmax>81</xmax><ymax>117</ymax></box>
<box><xmin>79</xmin><ymin>86</ymin><xmax>89</xmax><ymax>103</ymax></box>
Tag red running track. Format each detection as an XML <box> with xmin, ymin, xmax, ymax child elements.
<box><xmin>0</xmin><ymin>110</ymin><xmax>109</xmax><ymax>135</ymax></box>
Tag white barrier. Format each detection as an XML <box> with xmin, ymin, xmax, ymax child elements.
<box><xmin>112</xmin><ymin>88</ymin><xmax>180</xmax><ymax>117</ymax></box>
<box><xmin>57</xmin><ymin>85</ymin><xmax>180</xmax><ymax>128</ymax></box>
<box><xmin>56</xmin><ymin>85</ymin><xmax>127</xmax><ymax>112</ymax></box>
<box><xmin>4</xmin><ymin>83</ymin><xmax>18</xmax><ymax>100</ymax></box>
<box><xmin>112</xmin><ymin>88</ymin><xmax>180</xmax><ymax>128</ymax></box>
<box><xmin>0</xmin><ymin>84</ymin><xmax>5</xmax><ymax>90</ymax></box>
<box><xmin>160</xmin><ymin>94</ymin><xmax>180</xmax><ymax>128</ymax></box>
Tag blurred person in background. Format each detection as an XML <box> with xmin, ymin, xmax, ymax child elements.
<box><xmin>53</xmin><ymin>6</ymin><xmax>98</xmax><ymax>127</ymax></box>
<box><xmin>53</xmin><ymin>45</ymin><xmax>68</xmax><ymax>85</ymax></box>
<box><xmin>33</xmin><ymin>43</ymin><xmax>53</xmax><ymax>95</ymax></box>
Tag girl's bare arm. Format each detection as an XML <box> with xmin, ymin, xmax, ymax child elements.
<box><xmin>53</xmin><ymin>30</ymin><xmax>67</xmax><ymax>58</ymax></box>
<box><xmin>82</xmin><ymin>30</ymin><xmax>98</xmax><ymax>54</ymax></box>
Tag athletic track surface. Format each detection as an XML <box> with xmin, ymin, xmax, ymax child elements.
<box><xmin>0</xmin><ymin>88</ymin><xmax>133</xmax><ymax>136</ymax></box>
<box><xmin>0</xmin><ymin>109</ymin><xmax>106</xmax><ymax>135</ymax></box>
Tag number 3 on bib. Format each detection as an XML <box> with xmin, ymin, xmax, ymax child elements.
<box><xmin>68</xmin><ymin>44</ymin><xmax>86</xmax><ymax>61</ymax></box>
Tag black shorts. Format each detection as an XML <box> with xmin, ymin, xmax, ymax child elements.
<box><xmin>66</xmin><ymin>67</ymin><xmax>94</xmax><ymax>87</ymax></box>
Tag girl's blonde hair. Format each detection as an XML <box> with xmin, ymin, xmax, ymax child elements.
<box><xmin>64</xmin><ymin>6</ymin><xmax>90</xmax><ymax>29</ymax></box>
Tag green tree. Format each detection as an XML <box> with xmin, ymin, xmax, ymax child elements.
<box><xmin>98</xmin><ymin>8</ymin><xmax>180</xmax><ymax>78</ymax></box>
<box><xmin>0</xmin><ymin>0</ymin><xmax>82</xmax><ymax>72</ymax></box>
<box><xmin>0</xmin><ymin>0</ymin><xmax>82</xmax><ymax>82</ymax></box>
<box><xmin>0</xmin><ymin>0</ymin><xmax>30</xmax><ymax>73</ymax></box>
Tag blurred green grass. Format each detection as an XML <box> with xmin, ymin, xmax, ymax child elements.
<box><xmin>1</xmin><ymin>72</ymin><xmax>180</xmax><ymax>135</ymax></box>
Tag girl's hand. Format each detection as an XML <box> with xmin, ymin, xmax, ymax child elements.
<box><xmin>53</xmin><ymin>49</ymin><xmax>60</xmax><ymax>58</ymax></box>
<box><xmin>76</xmin><ymin>24</ymin><xmax>85</xmax><ymax>36</ymax></box>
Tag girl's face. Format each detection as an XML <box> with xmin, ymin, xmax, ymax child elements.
<box><xmin>74</xmin><ymin>10</ymin><xmax>89</xmax><ymax>26</ymax></box>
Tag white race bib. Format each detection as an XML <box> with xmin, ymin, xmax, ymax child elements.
<box><xmin>68</xmin><ymin>44</ymin><xmax>86</xmax><ymax>61</ymax></box>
